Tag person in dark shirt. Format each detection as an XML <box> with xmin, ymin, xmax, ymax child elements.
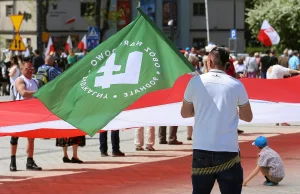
<box><xmin>32</xmin><ymin>49</ymin><xmax>44</xmax><ymax>73</ymax></box>
<box><xmin>260</xmin><ymin>49</ymin><xmax>278</xmax><ymax>79</ymax></box>
<box><xmin>269</xmin><ymin>49</ymin><xmax>278</xmax><ymax>66</ymax></box>
<box><xmin>260</xmin><ymin>50</ymin><xmax>271</xmax><ymax>79</ymax></box>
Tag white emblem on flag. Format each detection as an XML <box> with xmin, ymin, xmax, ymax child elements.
<box><xmin>94</xmin><ymin>51</ymin><xmax>143</xmax><ymax>89</ymax></box>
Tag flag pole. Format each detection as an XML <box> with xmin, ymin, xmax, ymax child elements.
<box><xmin>205</xmin><ymin>0</ymin><xmax>210</xmax><ymax>44</ymax></box>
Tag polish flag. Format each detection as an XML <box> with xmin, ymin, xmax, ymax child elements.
<box><xmin>65</xmin><ymin>35</ymin><xmax>73</xmax><ymax>51</ymax></box>
<box><xmin>24</xmin><ymin>48</ymin><xmax>30</xmax><ymax>58</ymax></box>
<box><xmin>65</xmin><ymin>17</ymin><xmax>76</xmax><ymax>24</ymax></box>
<box><xmin>77</xmin><ymin>35</ymin><xmax>87</xmax><ymax>51</ymax></box>
<box><xmin>44</xmin><ymin>36</ymin><xmax>55</xmax><ymax>57</ymax></box>
<box><xmin>0</xmin><ymin>75</ymin><xmax>300</xmax><ymax>138</ymax></box>
<box><xmin>258</xmin><ymin>20</ymin><xmax>280</xmax><ymax>46</ymax></box>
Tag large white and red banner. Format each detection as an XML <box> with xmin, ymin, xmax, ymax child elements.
<box><xmin>1</xmin><ymin>75</ymin><xmax>300</xmax><ymax>138</ymax></box>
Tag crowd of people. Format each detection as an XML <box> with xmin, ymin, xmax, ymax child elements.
<box><xmin>3</xmin><ymin>44</ymin><xmax>291</xmax><ymax>194</ymax></box>
<box><xmin>183</xmin><ymin>46</ymin><xmax>300</xmax><ymax>80</ymax></box>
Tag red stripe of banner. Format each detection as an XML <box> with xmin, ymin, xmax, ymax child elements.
<box><xmin>241</xmin><ymin>75</ymin><xmax>300</xmax><ymax>103</ymax></box>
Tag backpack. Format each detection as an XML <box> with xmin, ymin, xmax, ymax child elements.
<box><xmin>34</xmin><ymin>66</ymin><xmax>51</xmax><ymax>88</ymax></box>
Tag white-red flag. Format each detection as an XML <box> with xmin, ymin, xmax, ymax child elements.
<box><xmin>24</xmin><ymin>48</ymin><xmax>30</xmax><ymax>57</ymax></box>
<box><xmin>1</xmin><ymin>75</ymin><xmax>300</xmax><ymax>138</ymax></box>
<box><xmin>258</xmin><ymin>20</ymin><xmax>280</xmax><ymax>46</ymax></box>
<box><xmin>77</xmin><ymin>35</ymin><xmax>87</xmax><ymax>51</ymax></box>
<box><xmin>44</xmin><ymin>36</ymin><xmax>55</xmax><ymax>57</ymax></box>
<box><xmin>65</xmin><ymin>17</ymin><xmax>76</xmax><ymax>24</ymax></box>
<box><xmin>64</xmin><ymin>35</ymin><xmax>73</xmax><ymax>51</ymax></box>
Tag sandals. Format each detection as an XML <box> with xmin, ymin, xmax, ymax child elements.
<box><xmin>145</xmin><ymin>146</ymin><xmax>155</xmax><ymax>151</ymax></box>
<box><xmin>136</xmin><ymin>146</ymin><xmax>155</xmax><ymax>151</ymax></box>
<box><xmin>136</xmin><ymin>147</ymin><xmax>144</xmax><ymax>151</ymax></box>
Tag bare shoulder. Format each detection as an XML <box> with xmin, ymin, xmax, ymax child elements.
<box><xmin>15</xmin><ymin>77</ymin><xmax>24</xmax><ymax>86</ymax></box>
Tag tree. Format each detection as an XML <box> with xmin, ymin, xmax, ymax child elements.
<box><xmin>84</xmin><ymin>0</ymin><xmax>140</xmax><ymax>42</ymax></box>
<box><xmin>246</xmin><ymin>0</ymin><xmax>300</xmax><ymax>51</ymax></box>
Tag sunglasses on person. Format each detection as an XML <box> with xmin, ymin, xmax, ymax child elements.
<box><xmin>24</xmin><ymin>67</ymin><xmax>34</xmax><ymax>71</ymax></box>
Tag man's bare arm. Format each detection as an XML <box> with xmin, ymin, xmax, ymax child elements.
<box><xmin>181</xmin><ymin>100</ymin><xmax>194</xmax><ymax>118</ymax></box>
<box><xmin>239</xmin><ymin>103</ymin><xmax>253</xmax><ymax>122</ymax></box>
<box><xmin>15</xmin><ymin>78</ymin><xmax>36</xmax><ymax>99</ymax></box>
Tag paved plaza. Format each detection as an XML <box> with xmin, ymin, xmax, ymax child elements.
<box><xmin>0</xmin><ymin>96</ymin><xmax>300</xmax><ymax>194</ymax></box>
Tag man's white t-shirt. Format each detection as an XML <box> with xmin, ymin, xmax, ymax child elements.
<box><xmin>15</xmin><ymin>75</ymin><xmax>38</xmax><ymax>100</ymax></box>
<box><xmin>184</xmin><ymin>69</ymin><xmax>249</xmax><ymax>152</ymax></box>
<box><xmin>266</xmin><ymin>65</ymin><xmax>289</xmax><ymax>79</ymax></box>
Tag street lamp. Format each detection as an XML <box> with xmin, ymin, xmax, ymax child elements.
<box><xmin>168</xmin><ymin>19</ymin><xmax>175</xmax><ymax>43</ymax></box>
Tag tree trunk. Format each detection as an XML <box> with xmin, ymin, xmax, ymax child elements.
<box><xmin>100</xmin><ymin>0</ymin><xmax>111</xmax><ymax>42</ymax></box>
<box><xmin>42</xmin><ymin>0</ymin><xmax>49</xmax><ymax>32</ymax></box>
<box><xmin>95</xmin><ymin>0</ymin><xmax>101</xmax><ymax>30</ymax></box>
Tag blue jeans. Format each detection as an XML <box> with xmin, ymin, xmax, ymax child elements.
<box><xmin>192</xmin><ymin>149</ymin><xmax>243</xmax><ymax>194</ymax></box>
<box><xmin>99</xmin><ymin>130</ymin><xmax>120</xmax><ymax>153</ymax></box>
<box><xmin>261</xmin><ymin>71</ymin><xmax>267</xmax><ymax>79</ymax></box>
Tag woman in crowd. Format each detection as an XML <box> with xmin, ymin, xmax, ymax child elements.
<box><xmin>245</xmin><ymin>52</ymin><xmax>259</xmax><ymax>78</ymax></box>
<box><xmin>67</xmin><ymin>49</ymin><xmax>77</xmax><ymax>70</ymax></box>
<box><xmin>235</xmin><ymin>58</ymin><xmax>247</xmax><ymax>78</ymax></box>
<box><xmin>56</xmin><ymin>136</ymin><xmax>85</xmax><ymax>163</ymax></box>
<box><xmin>8</xmin><ymin>56</ymin><xmax>21</xmax><ymax>100</ymax></box>
<box><xmin>188</xmin><ymin>55</ymin><xmax>201</xmax><ymax>74</ymax></box>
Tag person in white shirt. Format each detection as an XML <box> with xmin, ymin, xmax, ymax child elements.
<box><xmin>181</xmin><ymin>47</ymin><xmax>253</xmax><ymax>194</ymax></box>
<box><xmin>134</xmin><ymin>126</ymin><xmax>155</xmax><ymax>151</ymax></box>
<box><xmin>266</xmin><ymin>64</ymin><xmax>300</xmax><ymax>79</ymax></box>
<box><xmin>235</xmin><ymin>58</ymin><xmax>247</xmax><ymax>78</ymax></box>
<box><xmin>8</xmin><ymin>56</ymin><xmax>21</xmax><ymax>100</ymax></box>
<box><xmin>10</xmin><ymin>62</ymin><xmax>42</xmax><ymax>172</ymax></box>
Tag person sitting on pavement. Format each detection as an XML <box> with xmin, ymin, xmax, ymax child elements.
<box><xmin>10</xmin><ymin>62</ymin><xmax>42</xmax><ymax>171</ymax></box>
<box><xmin>243</xmin><ymin>136</ymin><xmax>285</xmax><ymax>186</ymax></box>
<box><xmin>134</xmin><ymin>126</ymin><xmax>155</xmax><ymax>151</ymax></box>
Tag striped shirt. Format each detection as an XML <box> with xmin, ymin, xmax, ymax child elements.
<box><xmin>258</xmin><ymin>146</ymin><xmax>285</xmax><ymax>178</ymax></box>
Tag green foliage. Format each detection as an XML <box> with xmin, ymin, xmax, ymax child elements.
<box><xmin>83</xmin><ymin>0</ymin><xmax>123</xmax><ymax>28</ymax></box>
<box><xmin>246</xmin><ymin>0</ymin><xmax>300</xmax><ymax>50</ymax></box>
<box><xmin>0</xmin><ymin>35</ymin><xmax>5</xmax><ymax>48</ymax></box>
<box><xmin>245</xmin><ymin>46</ymin><xmax>267</xmax><ymax>54</ymax></box>
<box><xmin>18</xmin><ymin>11</ymin><xmax>32</xmax><ymax>21</ymax></box>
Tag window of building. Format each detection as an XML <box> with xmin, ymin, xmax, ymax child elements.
<box><xmin>193</xmin><ymin>3</ymin><xmax>205</xmax><ymax>16</ymax></box>
<box><xmin>80</xmin><ymin>2</ymin><xmax>96</xmax><ymax>17</ymax></box>
<box><xmin>192</xmin><ymin>38</ymin><xmax>206</xmax><ymax>49</ymax></box>
<box><xmin>162</xmin><ymin>0</ymin><xmax>177</xmax><ymax>27</ymax></box>
<box><xmin>6</xmin><ymin>5</ymin><xmax>13</xmax><ymax>17</ymax></box>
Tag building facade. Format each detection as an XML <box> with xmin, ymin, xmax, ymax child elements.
<box><xmin>0</xmin><ymin>0</ymin><xmax>37</xmax><ymax>53</ymax></box>
<box><xmin>0</xmin><ymin>0</ymin><xmax>245</xmax><ymax>54</ymax></box>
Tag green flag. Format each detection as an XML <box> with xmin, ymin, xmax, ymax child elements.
<box><xmin>34</xmin><ymin>8</ymin><xmax>194</xmax><ymax>136</ymax></box>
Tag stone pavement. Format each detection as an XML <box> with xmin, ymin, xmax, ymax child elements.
<box><xmin>0</xmin><ymin>122</ymin><xmax>299</xmax><ymax>194</ymax></box>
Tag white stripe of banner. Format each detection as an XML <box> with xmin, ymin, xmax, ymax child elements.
<box><xmin>0</xmin><ymin>100</ymin><xmax>300</xmax><ymax>133</ymax></box>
